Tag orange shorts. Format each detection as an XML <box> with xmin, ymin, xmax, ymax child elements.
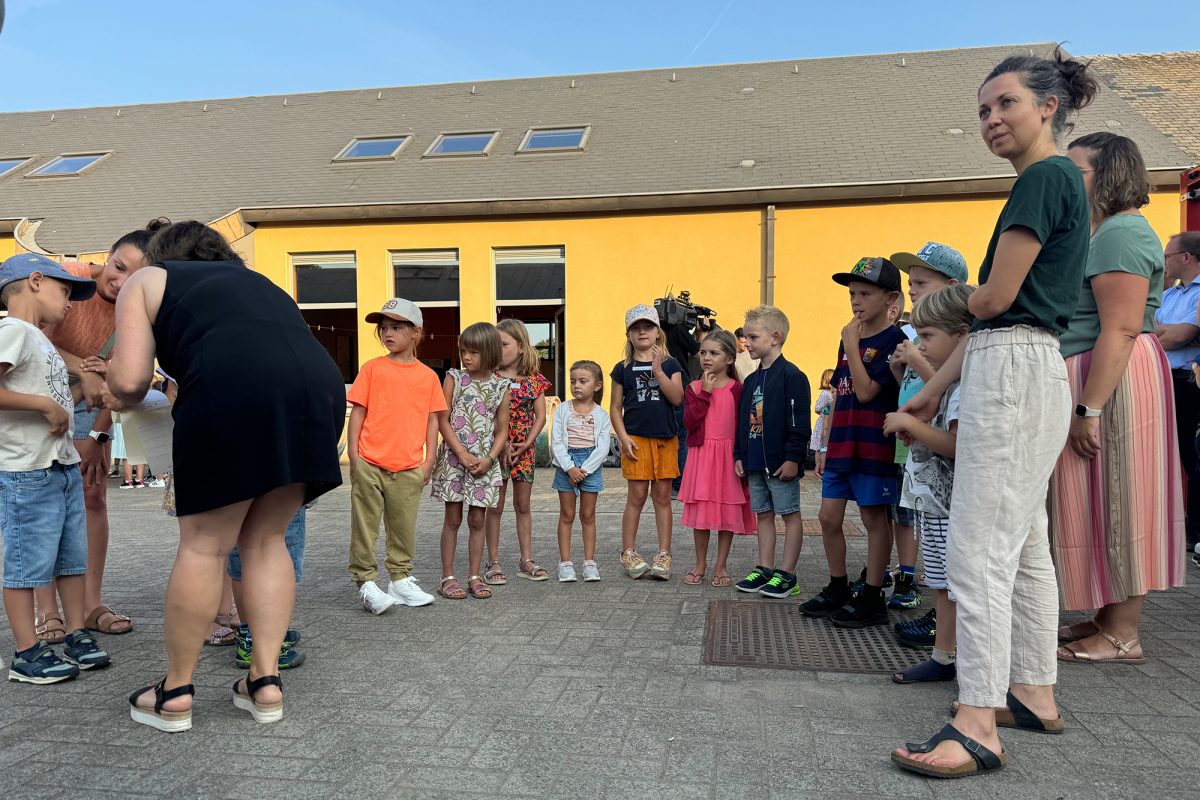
<box><xmin>620</xmin><ymin>435</ymin><xmax>680</xmax><ymax>482</ymax></box>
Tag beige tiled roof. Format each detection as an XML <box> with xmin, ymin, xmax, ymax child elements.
<box><xmin>1090</xmin><ymin>51</ymin><xmax>1200</xmax><ymax>163</ymax></box>
<box><xmin>0</xmin><ymin>42</ymin><xmax>1192</xmax><ymax>254</ymax></box>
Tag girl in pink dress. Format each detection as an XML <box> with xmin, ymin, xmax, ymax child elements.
<box><xmin>680</xmin><ymin>330</ymin><xmax>756</xmax><ymax>586</ymax></box>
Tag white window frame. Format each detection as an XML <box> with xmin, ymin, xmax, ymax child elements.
<box><xmin>390</xmin><ymin>249</ymin><xmax>461</xmax><ymax>306</ymax></box>
<box><xmin>517</xmin><ymin>126</ymin><xmax>590</xmax><ymax>154</ymax></box>
<box><xmin>0</xmin><ymin>156</ymin><xmax>32</xmax><ymax>178</ymax></box>
<box><xmin>333</xmin><ymin>136</ymin><xmax>410</xmax><ymax>162</ymax></box>
<box><xmin>26</xmin><ymin>152</ymin><xmax>111</xmax><ymax>178</ymax></box>
<box><xmin>291</xmin><ymin>252</ymin><xmax>357</xmax><ymax>309</ymax></box>
<box><xmin>423</xmin><ymin>131</ymin><xmax>499</xmax><ymax>158</ymax></box>
<box><xmin>493</xmin><ymin>246</ymin><xmax>566</xmax><ymax>304</ymax></box>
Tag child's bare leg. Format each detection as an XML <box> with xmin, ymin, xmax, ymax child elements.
<box><xmin>557</xmin><ymin>492</ymin><xmax>577</xmax><ymax>563</ymax></box>
<box><xmin>895</xmin><ymin>522</ymin><xmax>917</xmax><ymax>568</ymax></box>
<box><xmin>579</xmin><ymin>492</ymin><xmax>598</xmax><ymax>562</ymax></box>
<box><xmin>779</xmin><ymin>511</ymin><xmax>804</xmax><ymax>573</ymax></box>
<box><xmin>621</xmin><ymin>480</ymin><xmax>649</xmax><ymax>552</ymax></box>
<box><xmin>934</xmin><ymin>590</ymin><xmax>956</xmax><ymax>653</ymax></box>
<box><xmin>56</xmin><ymin>574</ymin><xmax>87</xmax><ymax>632</ymax></box>
<box><xmin>859</xmin><ymin>505</ymin><xmax>892</xmax><ymax>585</ymax></box>
<box><xmin>484</xmin><ymin>482</ymin><xmax>507</xmax><ymax>564</ymax></box>
<box><xmin>650</xmin><ymin>478</ymin><xmax>673</xmax><ymax>553</ymax></box>
<box><xmin>692</xmin><ymin>530</ymin><xmax>711</xmax><ymax>576</ymax></box>
<box><xmin>817</xmin><ymin>497</ymin><xmax>848</xmax><ymax>576</ymax></box>
<box><xmin>714</xmin><ymin>532</ymin><xmax>734</xmax><ymax>579</ymax></box>
<box><xmin>512</xmin><ymin>480</ymin><xmax>534</xmax><ymax>563</ymax></box>
<box><xmin>755</xmin><ymin>512</ymin><xmax>777</xmax><ymax>567</ymax></box>
<box><xmin>440</xmin><ymin>502</ymin><xmax>464</xmax><ymax>577</ymax></box>
<box><xmin>3</xmin><ymin>588</ymin><xmax>37</xmax><ymax>651</ymax></box>
<box><xmin>466</xmin><ymin>506</ymin><xmax>487</xmax><ymax>579</ymax></box>
<box><xmin>32</xmin><ymin>583</ymin><xmax>58</xmax><ymax>633</ymax></box>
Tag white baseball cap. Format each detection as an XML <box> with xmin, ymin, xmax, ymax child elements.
<box><xmin>364</xmin><ymin>297</ymin><xmax>423</xmax><ymax>327</ymax></box>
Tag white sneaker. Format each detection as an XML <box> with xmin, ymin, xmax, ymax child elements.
<box><xmin>558</xmin><ymin>562</ymin><xmax>577</xmax><ymax>582</ymax></box>
<box><xmin>387</xmin><ymin>576</ymin><xmax>435</xmax><ymax>607</ymax></box>
<box><xmin>359</xmin><ymin>581</ymin><xmax>400</xmax><ymax>615</ymax></box>
<box><xmin>582</xmin><ymin>560</ymin><xmax>601</xmax><ymax>582</ymax></box>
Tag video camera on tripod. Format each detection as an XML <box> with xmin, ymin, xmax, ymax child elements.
<box><xmin>654</xmin><ymin>289</ymin><xmax>716</xmax><ymax>333</ymax></box>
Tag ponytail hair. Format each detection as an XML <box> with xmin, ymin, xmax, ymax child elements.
<box><xmin>982</xmin><ymin>45</ymin><xmax>1098</xmax><ymax>141</ymax></box>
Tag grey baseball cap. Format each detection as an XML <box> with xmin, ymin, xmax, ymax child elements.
<box><xmin>0</xmin><ymin>252</ymin><xmax>97</xmax><ymax>302</ymax></box>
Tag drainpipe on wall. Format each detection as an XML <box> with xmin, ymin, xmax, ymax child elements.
<box><xmin>761</xmin><ymin>204</ymin><xmax>775</xmax><ymax>305</ymax></box>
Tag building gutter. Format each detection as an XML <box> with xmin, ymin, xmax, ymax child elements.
<box><xmin>237</xmin><ymin>167</ymin><xmax>1187</xmax><ymax>226</ymax></box>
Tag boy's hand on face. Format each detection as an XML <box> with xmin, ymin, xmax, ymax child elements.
<box><xmin>841</xmin><ymin>318</ymin><xmax>863</xmax><ymax>349</ymax></box>
<box><xmin>773</xmin><ymin>460</ymin><xmax>798</xmax><ymax>481</ymax></box>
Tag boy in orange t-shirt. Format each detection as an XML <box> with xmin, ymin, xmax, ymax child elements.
<box><xmin>347</xmin><ymin>298</ymin><xmax>448</xmax><ymax>614</ymax></box>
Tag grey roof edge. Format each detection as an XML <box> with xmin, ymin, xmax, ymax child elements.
<box><xmin>3</xmin><ymin>41</ymin><xmax>1064</xmax><ymax>116</ymax></box>
<box><xmin>237</xmin><ymin>165</ymin><xmax>1188</xmax><ymax>225</ymax></box>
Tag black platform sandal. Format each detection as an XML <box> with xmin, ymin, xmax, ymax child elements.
<box><xmin>232</xmin><ymin>674</ymin><xmax>283</xmax><ymax>724</ymax></box>
<box><xmin>128</xmin><ymin>678</ymin><xmax>193</xmax><ymax>733</ymax></box>
<box><xmin>891</xmin><ymin>723</ymin><xmax>1007</xmax><ymax>778</ymax></box>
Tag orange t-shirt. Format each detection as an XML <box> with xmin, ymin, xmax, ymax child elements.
<box><xmin>44</xmin><ymin>261</ymin><xmax>115</xmax><ymax>360</ymax></box>
<box><xmin>347</xmin><ymin>357</ymin><xmax>448</xmax><ymax>472</ymax></box>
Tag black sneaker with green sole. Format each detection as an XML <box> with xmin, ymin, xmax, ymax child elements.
<box><xmin>735</xmin><ymin>566</ymin><xmax>774</xmax><ymax>593</ymax></box>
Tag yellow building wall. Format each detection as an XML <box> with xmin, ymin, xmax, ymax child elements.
<box><xmin>0</xmin><ymin>236</ymin><xmax>14</xmax><ymax>261</ymax></box>
<box><xmin>249</xmin><ymin>188</ymin><xmax>1180</xmax><ymax>415</ymax></box>
<box><xmin>252</xmin><ymin>210</ymin><xmax>764</xmax><ymax>384</ymax></box>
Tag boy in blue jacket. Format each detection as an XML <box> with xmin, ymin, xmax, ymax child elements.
<box><xmin>733</xmin><ymin>305</ymin><xmax>812</xmax><ymax>598</ymax></box>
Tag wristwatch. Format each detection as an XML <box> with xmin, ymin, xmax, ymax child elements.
<box><xmin>1074</xmin><ymin>404</ymin><xmax>1102</xmax><ymax>419</ymax></box>
<box><xmin>88</xmin><ymin>430</ymin><xmax>111</xmax><ymax>443</ymax></box>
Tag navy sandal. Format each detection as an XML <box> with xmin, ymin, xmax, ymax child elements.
<box><xmin>891</xmin><ymin>723</ymin><xmax>1007</xmax><ymax>778</ymax></box>
<box><xmin>950</xmin><ymin>690</ymin><xmax>1065</xmax><ymax>734</ymax></box>
<box><xmin>892</xmin><ymin>658</ymin><xmax>956</xmax><ymax>684</ymax></box>
<box><xmin>233</xmin><ymin>674</ymin><xmax>283</xmax><ymax>724</ymax></box>
<box><xmin>128</xmin><ymin>678</ymin><xmax>193</xmax><ymax>733</ymax></box>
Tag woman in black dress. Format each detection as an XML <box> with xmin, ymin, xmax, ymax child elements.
<box><xmin>104</xmin><ymin>221</ymin><xmax>345</xmax><ymax>732</ymax></box>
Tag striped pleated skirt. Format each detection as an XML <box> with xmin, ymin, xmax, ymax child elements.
<box><xmin>1049</xmin><ymin>333</ymin><xmax>1186</xmax><ymax>611</ymax></box>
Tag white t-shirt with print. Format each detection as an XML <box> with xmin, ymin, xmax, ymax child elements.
<box><xmin>900</xmin><ymin>382</ymin><xmax>960</xmax><ymax>517</ymax></box>
<box><xmin>0</xmin><ymin>317</ymin><xmax>79</xmax><ymax>470</ymax></box>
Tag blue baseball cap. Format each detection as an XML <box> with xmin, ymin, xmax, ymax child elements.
<box><xmin>0</xmin><ymin>253</ymin><xmax>97</xmax><ymax>302</ymax></box>
<box><xmin>890</xmin><ymin>242</ymin><xmax>969</xmax><ymax>284</ymax></box>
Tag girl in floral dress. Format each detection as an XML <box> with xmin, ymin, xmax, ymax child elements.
<box><xmin>484</xmin><ymin>319</ymin><xmax>552</xmax><ymax>584</ymax></box>
<box><xmin>432</xmin><ymin>323</ymin><xmax>511</xmax><ymax>599</ymax></box>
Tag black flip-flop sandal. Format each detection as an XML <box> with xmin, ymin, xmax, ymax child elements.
<box><xmin>949</xmin><ymin>690</ymin><xmax>1066</xmax><ymax>734</ymax></box>
<box><xmin>892</xmin><ymin>658</ymin><xmax>956</xmax><ymax>684</ymax></box>
<box><xmin>891</xmin><ymin>723</ymin><xmax>1007</xmax><ymax>778</ymax></box>
<box><xmin>129</xmin><ymin>679</ymin><xmax>193</xmax><ymax>733</ymax></box>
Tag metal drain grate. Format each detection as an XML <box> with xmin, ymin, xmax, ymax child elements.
<box><xmin>703</xmin><ymin>600</ymin><xmax>929</xmax><ymax>674</ymax></box>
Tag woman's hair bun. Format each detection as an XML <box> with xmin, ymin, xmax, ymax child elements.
<box><xmin>145</xmin><ymin>217</ymin><xmax>172</xmax><ymax>233</ymax></box>
<box><xmin>1052</xmin><ymin>45</ymin><xmax>1098</xmax><ymax>112</ymax></box>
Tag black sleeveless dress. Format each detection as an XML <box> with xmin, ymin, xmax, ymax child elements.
<box><xmin>151</xmin><ymin>260</ymin><xmax>345</xmax><ymax>516</ymax></box>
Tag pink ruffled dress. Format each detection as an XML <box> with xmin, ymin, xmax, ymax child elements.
<box><xmin>679</xmin><ymin>381</ymin><xmax>755</xmax><ymax>534</ymax></box>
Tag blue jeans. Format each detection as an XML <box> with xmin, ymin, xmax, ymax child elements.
<box><xmin>227</xmin><ymin>507</ymin><xmax>306</xmax><ymax>583</ymax></box>
<box><xmin>747</xmin><ymin>471</ymin><xmax>802</xmax><ymax>516</ymax></box>
<box><xmin>0</xmin><ymin>463</ymin><xmax>87</xmax><ymax>588</ymax></box>
<box><xmin>552</xmin><ymin>448</ymin><xmax>605</xmax><ymax>494</ymax></box>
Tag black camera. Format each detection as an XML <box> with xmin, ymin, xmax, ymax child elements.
<box><xmin>655</xmin><ymin>290</ymin><xmax>716</xmax><ymax>331</ymax></box>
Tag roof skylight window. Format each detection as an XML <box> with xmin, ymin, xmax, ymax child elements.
<box><xmin>335</xmin><ymin>136</ymin><xmax>408</xmax><ymax>161</ymax></box>
<box><xmin>0</xmin><ymin>158</ymin><xmax>30</xmax><ymax>178</ymax></box>
<box><xmin>28</xmin><ymin>153</ymin><xmax>107</xmax><ymax>177</ymax></box>
<box><xmin>426</xmin><ymin>132</ymin><xmax>498</xmax><ymax>157</ymax></box>
<box><xmin>519</xmin><ymin>127</ymin><xmax>589</xmax><ymax>152</ymax></box>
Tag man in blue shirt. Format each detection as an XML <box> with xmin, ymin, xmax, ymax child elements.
<box><xmin>1155</xmin><ymin>232</ymin><xmax>1200</xmax><ymax>551</ymax></box>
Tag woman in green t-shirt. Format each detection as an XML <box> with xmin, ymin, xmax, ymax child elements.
<box><xmin>893</xmin><ymin>48</ymin><xmax>1096</xmax><ymax>779</ymax></box>
<box><xmin>1050</xmin><ymin>133</ymin><xmax>1186</xmax><ymax>664</ymax></box>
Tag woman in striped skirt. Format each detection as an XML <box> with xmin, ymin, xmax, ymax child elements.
<box><xmin>1050</xmin><ymin>132</ymin><xmax>1186</xmax><ymax>664</ymax></box>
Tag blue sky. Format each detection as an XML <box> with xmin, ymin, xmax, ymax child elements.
<box><xmin>2</xmin><ymin>0</ymin><xmax>1197</xmax><ymax>112</ymax></box>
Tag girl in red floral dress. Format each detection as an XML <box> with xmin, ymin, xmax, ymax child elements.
<box><xmin>484</xmin><ymin>319</ymin><xmax>552</xmax><ymax>583</ymax></box>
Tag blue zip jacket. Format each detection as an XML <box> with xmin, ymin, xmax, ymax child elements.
<box><xmin>734</xmin><ymin>354</ymin><xmax>811</xmax><ymax>476</ymax></box>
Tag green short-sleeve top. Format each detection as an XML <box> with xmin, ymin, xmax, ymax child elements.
<box><xmin>973</xmin><ymin>156</ymin><xmax>1090</xmax><ymax>334</ymax></box>
<box><xmin>1059</xmin><ymin>214</ymin><xmax>1164</xmax><ymax>358</ymax></box>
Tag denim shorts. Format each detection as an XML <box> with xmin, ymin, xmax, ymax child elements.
<box><xmin>891</xmin><ymin>463</ymin><xmax>913</xmax><ymax>526</ymax></box>
<box><xmin>821</xmin><ymin>465</ymin><xmax>895</xmax><ymax>507</ymax></box>
<box><xmin>747</xmin><ymin>471</ymin><xmax>801</xmax><ymax>516</ymax></box>
<box><xmin>227</xmin><ymin>507</ymin><xmax>306</xmax><ymax>583</ymax></box>
<box><xmin>72</xmin><ymin>400</ymin><xmax>100</xmax><ymax>441</ymax></box>
<box><xmin>552</xmin><ymin>448</ymin><xmax>604</xmax><ymax>494</ymax></box>
<box><xmin>0</xmin><ymin>463</ymin><xmax>87</xmax><ymax>588</ymax></box>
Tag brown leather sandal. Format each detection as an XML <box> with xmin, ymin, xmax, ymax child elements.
<box><xmin>438</xmin><ymin>576</ymin><xmax>467</xmax><ymax>600</ymax></box>
<box><xmin>85</xmin><ymin>604</ymin><xmax>133</xmax><ymax>635</ymax></box>
<box><xmin>34</xmin><ymin>611</ymin><xmax>66</xmax><ymax>644</ymax></box>
<box><xmin>467</xmin><ymin>576</ymin><xmax>492</xmax><ymax>599</ymax></box>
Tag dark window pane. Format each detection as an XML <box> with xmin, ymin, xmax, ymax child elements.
<box><xmin>394</xmin><ymin>265</ymin><xmax>460</xmax><ymax>302</ymax></box>
<box><xmin>497</xmin><ymin>263</ymin><xmax>564</xmax><ymax>301</ymax></box>
<box><xmin>430</xmin><ymin>133</ymin><xmax>494</xmax><ymax>155</ymax></box>
<box><xmin>342</xmin><ymin>138</ymin><xmax>405</xmax><ymax>158</ymax></box>
<box><xmin>525</xmin><ymin>128</ymin><xmax>585</xmax><ymax>150</ymax></box>
<box><xmin>295</xmin><ymin>263</ymin><xmax>356</xmax><ymax>304</ymax></box>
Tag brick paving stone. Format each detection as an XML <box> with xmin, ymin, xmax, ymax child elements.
<box><xmin>1</xmin><ymin>468</ymin><xmax>1198</xmax><ymax>797</ymax></box>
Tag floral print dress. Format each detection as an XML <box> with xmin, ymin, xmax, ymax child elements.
<box><xmin>432</xmin><ymin>369</ymin><xmax>508</xmax><ymax>508</ymax></box>
<box><xmin>503</xmin><ymin>372</ymin><xmax>551</xmax><ymax>482</ymax></box>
